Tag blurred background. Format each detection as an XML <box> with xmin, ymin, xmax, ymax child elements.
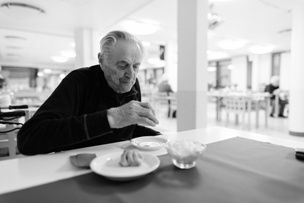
<box><xmin>0</xmin><ymin>0</ymin><xmax>297</xmax><ymax>136</ymax></box>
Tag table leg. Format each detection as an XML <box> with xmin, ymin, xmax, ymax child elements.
<box><xmin>247</xmin><ymin>99</ymin><xmax>251</xmax><ymax>130</ymax></box>
<box><xmin>265</xmin><ymin>98</ymin><xmax>269</xmax><ymax>128</ymax></box>
<box><xmin>275</xmin><ymin>95</ymin><xmax>279</xmax><ymax>117</ymax></box>
<box><xmin>256</xmin><ymin>100</ymin><xmax>259</xmax><ymax>128</ymax></box>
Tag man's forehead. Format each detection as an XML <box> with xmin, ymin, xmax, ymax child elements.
<box><xmin>109</xmin><ymin>40</ymin><xmax>142</xmax><ymax>61</ymax></box>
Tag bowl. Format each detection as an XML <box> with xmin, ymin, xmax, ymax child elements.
<box><xmin>165</xmin><ymin>139</ymin><xmax>206</xmax><ymax>169</ymax></box>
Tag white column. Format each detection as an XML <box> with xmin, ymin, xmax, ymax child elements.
<box><xmin>289</xmin><ymin>0</ymin><xmax>304</xmax><ymax>135</ymax></box>
<box><xmin>177</xmin><ymin>0</ymin><xmax>208</xmax><ymax>131</ymax></box>
<box><xmin>165</xmin><ymin>41</ymin><xmax>178</xmax><ymax>91</ymax></box>
<box><xmin>230</xmin><ymin>56</ymin><xmax>247</xmax><ymax>91</ymax></box>
<box><xmin>74</xmin><ymin>28</ymin><xmax>99</xmax><ymax>68</ymax></box>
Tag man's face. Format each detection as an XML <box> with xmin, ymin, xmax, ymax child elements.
<box><xmin>99</xmin><ymin>40</ymin><xmax>142</xmax><ymax>93</ymax></box>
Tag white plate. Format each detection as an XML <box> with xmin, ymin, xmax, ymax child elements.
<box><xmin>90</xmin><ymin>151</ymin><xmax>160</xmax><ymax>181</ymax></box>
<box><xmin>131</xmin><ymin>136</ymin><xmax>167</xmax><ymax>150</ymax></box>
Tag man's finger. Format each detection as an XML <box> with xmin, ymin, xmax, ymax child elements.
<box><xmin>137</xmin><ymin>117</ymin><xmax>157</xmax><ymax>127</ymax></box>
<box><xmin>137</xmin><ymin>102</ymin><xmax>156</xmax><ymax>116</ymax></box>
<box><xmin>137</xmin><ymin>108</ymin><xmax>159</xmax><ymax>124</ymax></box>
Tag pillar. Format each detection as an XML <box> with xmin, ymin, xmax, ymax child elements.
<box><xmin>289</xmin><ymin>0</ymin><xmax>304</xmax><ymax>135</ymax></box>
<box><xmin>177</xmin><ymin>0</ymin><xmax>208</xmax><ymax>131</ymax></box>
<box><xmin>74</xmin><ymin>28</ymin><xmax>99</xmax><ymax>68</ymax></box>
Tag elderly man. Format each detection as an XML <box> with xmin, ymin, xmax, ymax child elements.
<box><xmin>17</xmin><ymin>31</ymin><xmax>160</xmax><ymax>155</ymax></box>
<box><xmin>264</xmin><ymin>75</ymin><xmax>288</xmax><ymax>118</ymax></box>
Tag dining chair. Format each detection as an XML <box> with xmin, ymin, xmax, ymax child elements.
<box><xmin>0</xmin><ymin>108</ymin><xmax>36</xmax><ymax>160</ymax></box>
<box><xmin>222</xmin><ymin>94</ymin><xmax>247</xmax><ymax>128</ymax></box>
<box><xmin>153</xmin><ymin>92</ymin><xmax>170</xmax><ymax>117</ymax></box>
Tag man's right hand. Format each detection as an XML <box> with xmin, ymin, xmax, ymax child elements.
<box><xmin>107</xmin><ymin>101</ymin><xmax>159</xmax><ymax>129</ymax></box>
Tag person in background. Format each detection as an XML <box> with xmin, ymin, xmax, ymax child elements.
<box><xmin>17</xmin><ymin>30</ymin><xmax>160</xmax><ymax>155</ymax></box>
<box><xmin>264</xmin><ymin>75</ymin><xmax>288</xmax><ymax>118</ymax></box>
<box><xmin>0</xmin><ymin>74</ymin><xmax>6</xmax><ymax>89</ymax></box>
<box><xmin>158</xmin><ymin>76</ymin><xmax>175</xmax><ymax>117</ymax></box>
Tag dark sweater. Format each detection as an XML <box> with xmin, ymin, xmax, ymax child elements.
<box><xmin>17</xmin><ymin>65</ymin><xmax>160</xmax><ymax>155</ymax></box>
<box><xmin>264</xmin><ymin>84</ymin><xmax>279</xmax><ymax>100</ymax></box>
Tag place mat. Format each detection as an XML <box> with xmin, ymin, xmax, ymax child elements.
<box><xmin>1</xmin><ymin>137</ymin><xmax>304</xmax><ymax>203</ymax></box>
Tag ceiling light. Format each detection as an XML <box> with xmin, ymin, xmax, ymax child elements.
<box><xmin>208</xmin><ymin>66</ymin><xmax>217</xmax><ymax>72</ymax></box>
<box><xmin>142</xmin><ymin>41</ymin><xmax>151</xmax><ymax>47</ymax></box>
<box><xmin>122</xmin><ymin>20</ymin><xmax>160</xmax><ymax>35</ymax></box>
<box><xmin>59</xmin><ymin>74</ymin><xmax>66</xmax><ymax>79</ymax></box>
<box><xmin>248</xmin><ymin>45</ymin><xmax>274</xmax><ymax>54</ymax></box>
<box><xmin>37</xmin><ymin>72</ymin><xmax>44</xmax><ymax>77</ymax></box>
<box><xmin>207</xmin><ymin>50</ymin><xmax>229</xmax><ymax>60</ymax></box>
<box><xmin>60</xmin><ymin>50</ymin><xmax>76</xmax><ymax>58</ymax></box>
<box><xmin>44</xmin><ymin>69</ymin><xmax>52</xmax><ymax>74</ymax></box>
<box><xmin>52</xmin><ymin>56</ymin><xmax>68</xmax><ymax>63</ymax></box>
<box><xmin>0</xmin><ymin>2</ymin><xmax>45</xmax><ymax>14</ymax></box>
<box><xmin>217</xmin><ymin>39</ymin><xmax>247</xmax><ymax>50</ymax></box>
<box><xmin>227</xmin><ymin>65</ymin><xmax>234</xmax><ymax>70</ymax></box>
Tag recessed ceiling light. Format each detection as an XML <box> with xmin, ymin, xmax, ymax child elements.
<box><xmin>59</xmin><ymin>73</ymin><xmax>66</xmax><ymax>79</ymax></box>
<box><xmin>217</xmin><ymin>39</ymin><xmax>247</xmax><ymax>50</ymax></box>
<box><xmin>248</xmin><ymin>45</ymin><xmax>274</xmax><ymax>54</ymax></box>
<box><xmin>52</xmin><ymin>56</ymin><xmax>68</xmax><ymax>63</ymax></box>
<box><xmin>60</xmin><ymin>50</ymin><xmax>76</xmax><ymax>58</ymax></box>
<box><xmin>227</xmin><ymin>65</ymin><xmax>234</xmax><ymax>70</ymax></box>
<box><xmin>207</xmin><ymin>50</ymin><xmax>229</xmax><ymax>60</ymax></box>
<box><xmin>122</xmin><ymin>20</ymin><xmax>160</xmax><ymax>35</ymax></box>
<box><xmin>44</xmin><ymin>69</ymin><xmax>52</xmax><ymax>73</ymax></box>
<box><xmin>0</xmin><ymin>2</ymin><xmax>45</xmax><ymax>14</ymax></box>
<box><xmin>37</xmin><ymin>72</ymin><xmax>44</xmax><ymax>77</ymax></box>
<box><xmin>208</xmin><ymin>66</ymin><xmax>217</xmax><ymax>72</ymax></box>
<box><xmin>142</xmin><ymin>41</ymin><xmax>151</xmax><ymax>47</ymax></box>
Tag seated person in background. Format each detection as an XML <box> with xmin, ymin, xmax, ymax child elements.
<box><xmin>264</xmin><ymin>75</ymin><xmax>288</xmax><ymax>118</ymax></box>
<box><xmin>17</xmin><ymin>30</ymin><xmax>160</xmax><ymax>155</ymax></box>
<box><xmin>158</xmin><ymin>77</ymin><xmax>175</xmax><ymax>117</ymax></box>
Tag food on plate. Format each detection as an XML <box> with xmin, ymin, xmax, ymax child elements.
<box><xmin>119</xmin><ymin>148</ymin><xmax>143</xmax><ymax>167</ymax></box>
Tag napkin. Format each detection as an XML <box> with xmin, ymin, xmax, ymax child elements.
<box><xmin>69</xmin><ymin>153</ymin><xmax>97</xmax><ymax>168</ymax></box>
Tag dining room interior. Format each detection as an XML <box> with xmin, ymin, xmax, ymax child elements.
<box><xmin>1</xmin><ymin>1</ymin><xmax>304</xmax><ymax>202</ymax></box>
<box><xmin>0</xmin><ymin>0</ymin><xmax>304</xmax><ymax>159</ymax></box>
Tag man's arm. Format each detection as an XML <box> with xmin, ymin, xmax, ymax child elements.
<box><xmin>17</xmin><ymin>71</ymin><xmax>112</xmax><ymax>155</ymax></box>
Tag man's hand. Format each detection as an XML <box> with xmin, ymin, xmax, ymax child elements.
<box><xmin>107</xmin><ymin>101</ymin><xmax>159</xmax><ymax>128</ymax></box>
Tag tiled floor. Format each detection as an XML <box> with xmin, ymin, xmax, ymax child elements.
<box><xmin>154</xmin><ymin>102</ymin><xmax>304</xmax><ymax>143</ymax></box>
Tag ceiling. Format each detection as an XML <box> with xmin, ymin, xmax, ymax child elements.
<box><xmin>0</xmin><ymin>0</ymin><xmax>297</xmax><ymax>70</ymax></box>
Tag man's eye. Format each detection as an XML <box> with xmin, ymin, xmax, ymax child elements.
<box><xmin>133</xmin><ymin>65</ymin><xmax>139</xmax><ymax>70</ymax></box>
<box><xmin>118</xmin><ymin>62</ymin><xmax>128</xmax><ymax>68</ymax></box>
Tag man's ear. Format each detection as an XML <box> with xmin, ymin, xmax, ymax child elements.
<box><xmin>98</xmin><ymin>52</ymin><xmax>103</xmax><ymax>64</ymax></box>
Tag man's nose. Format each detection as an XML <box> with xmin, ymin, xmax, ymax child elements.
<box><xmin>125</xmin><ymin>65</ymin><xmax>135</xmax><ymax>77</ymax></box>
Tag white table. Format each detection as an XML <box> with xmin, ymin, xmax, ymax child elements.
<box><xmin>208</xmin><ymin>92</ymin><xmax>270</xmax><ymax>129</ymax></box>
<box><xmin>1</xmin><ymin>126</ymin><xmax>304</xmax><ymax>195</ymax></box>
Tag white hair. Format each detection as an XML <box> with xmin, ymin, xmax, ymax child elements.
<box><xmin>99</xmin><ymin>30</ymin><xmax>144</xmax><ymax>63</ymax></box>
